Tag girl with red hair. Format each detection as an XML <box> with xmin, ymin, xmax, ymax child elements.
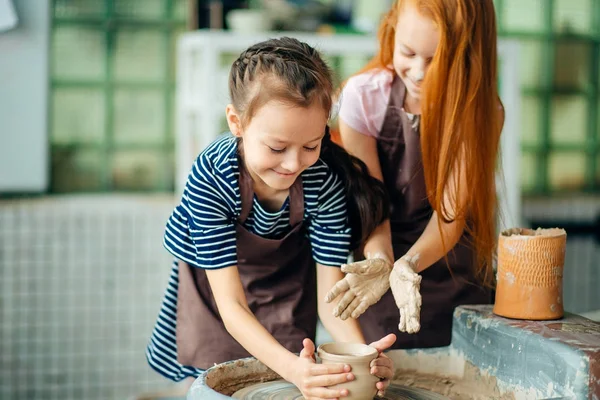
<box><xmin>326</xmin><ymin>0</ymin><xmax>505</xmax><ymax>349</ymax></box>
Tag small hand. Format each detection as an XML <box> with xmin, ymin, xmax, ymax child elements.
<box><xmin>290</xmin><ymin>338</ymin><xmax>354</xmax><ymax>400</ymax></box>
<box><xmin>368</xmin><ymin>334</ymin><xmax>396</xmax><ymax>397</ymax></box>
<box><xmin>390</xmin><ymin>255</ymin><xmax>422</xmax><ymax>334</ymax></box>
<box><xmin>324</xmin><ymin>257</ymin><xmax>393</xmax><ymax>320</ymax></box>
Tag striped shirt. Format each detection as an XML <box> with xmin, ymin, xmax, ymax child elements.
<box><xmin>163</xmin><ymin>134</ymin><xmax>352</xmax><ymax>268</ymax></box>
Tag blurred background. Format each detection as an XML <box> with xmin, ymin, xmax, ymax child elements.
<box><xmin>0</xmin><ymin>0</ymin><xmax>599</xmax><ymax>399</ymax></box>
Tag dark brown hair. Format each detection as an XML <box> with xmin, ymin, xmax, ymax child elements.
<box><xmin>229</xmin><ymin>37</ymin><xmax>389</xmax><ymax>248</ymax></box>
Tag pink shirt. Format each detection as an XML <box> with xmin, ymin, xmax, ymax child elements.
<box><xmin>338</xmin><ymin>69</ymin><xmax>395</xmax><ymax>138</ymax></box>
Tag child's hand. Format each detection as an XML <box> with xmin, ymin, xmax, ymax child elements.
<box><xmin>368</xmin><ymin>334</ymin><xmax>396</xmax><ymax>397</ymax></box>
<box><xmin>289</xmin><ymin>338</ymin><xmax>354</xmax><ymax>400</ymax></box>
<box><xmin>324</xmin><ymin>257</ymin><xmax>393</xmax><ymax>320</ymax></box>
<box><xmin>390</xmin><ymin>255</ymin><xmax>422</xmax><ymax>334</ymax></box>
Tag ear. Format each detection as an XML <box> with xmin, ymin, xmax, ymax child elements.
<box><xmin>226</xmin><ymin>104</ymin><xmax>243</xmax><ymax>137</ymax></box>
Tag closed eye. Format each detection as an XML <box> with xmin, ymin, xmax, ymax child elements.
<box><xmin>268</xmin><ymin>146</ymin><xmax>286</xmax><ymax>154</ymax></box>
<box><xmin>401</xmin><ymin>49</ymin><xmax>415</xmax><ymax>57</ymax></box>
<box><xmin>304</xmin><ymin>145</ymin><xmax>319</xmax><ymax>152</ymax></box>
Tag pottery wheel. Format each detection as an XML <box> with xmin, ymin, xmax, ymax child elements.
<box><xmin>232</xmin><ymin>379</ymin><xmax>450</xmax><ymax>400</ymax></box>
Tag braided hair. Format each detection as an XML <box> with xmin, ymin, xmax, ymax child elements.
<box><xmin>228</xmin><ymin>37</ymin><xmax>389</xmax><ymax>249</ymax></box>
<box><xmin>229</xmin><ymin>37</ymin><xmax>333</xmax><ymax>126</ymax></box>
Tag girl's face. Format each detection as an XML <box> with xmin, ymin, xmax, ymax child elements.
<box><xmin>392</xmin><ymin>4</ymin><xmax>440</xmax><ymax>104</ymax></box>
<box><xmin>227</xmin><ymin>100</ymin><xmax>327</xmax><ymax>192</ymax></box>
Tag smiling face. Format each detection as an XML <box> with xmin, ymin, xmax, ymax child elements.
<box><xmin>226</xmin><ymin>99</ymin><xmax>328</xmax><ymax>192</ymax></box>
<box><xmin>392</xmin><ymin>3</ymin><xmax>440</xmax><ymax>109</ymax></box>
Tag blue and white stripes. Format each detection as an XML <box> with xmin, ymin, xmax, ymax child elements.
<box><xmin>145</xmin><ymin>260</ymin><xmax>204</xmax><ymax>381</ymax></box>
<box><xmin>163</xmin><ymin>135</ymin><xmax>351</xmax><ymax>269</ymax></box>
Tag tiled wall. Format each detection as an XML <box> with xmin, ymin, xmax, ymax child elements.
<box><xmin>0</xmin><ymin>195</ymin><xmax>179</xmax><ymax>400</ymax></box>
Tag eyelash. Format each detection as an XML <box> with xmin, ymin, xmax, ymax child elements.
<box><xmin>402</xmin><ymin>51</ymin><xmax>433</xmax><ymax>64</ymax></box>
<box><xmin>268</xmin><ymin>146</ymin><xmax>319</xmax><ymax>154</ymax></box>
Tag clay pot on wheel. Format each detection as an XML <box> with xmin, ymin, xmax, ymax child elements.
<box><xmin>316</xmin><ymin>342</ymin><xmax>378</xmax><ymax>400</ymax></box>
<box><xmin>493</xmin><ymin>227</ymin><xmax>567</xmax><ymax>320</ymax></box>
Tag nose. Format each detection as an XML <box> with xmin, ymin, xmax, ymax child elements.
<box><xmin>411</xmin><ymin>59</ymin><xmax>427</xmax><ymax>82</ymax></box>
<box><xmin>413</xmin><ymin>69</ymin><xmax>425</xmax><ymax>82</ymax></box>
<box><xmin>281</xmin><ymin>151</ymin><xmax>301</xmax><ymax>173</ymax></box>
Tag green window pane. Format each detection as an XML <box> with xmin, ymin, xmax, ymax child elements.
<box><xmin>502</xmin><ymin>0</ymin><xmax>546</xmax><ymax>33</ymax></box>
<box><xmin>548</xmin><ymin>152</ymin><xmax>587</xmax><ymax>191</ymax></box>
<box><xmin>174</xmin><ymin>0</ymin><xmax>189</xmax><ymax>21</ymax></box>
<box><xmin>597</xmin><ymin>154</ymin><xmax>600</xmax><ymax>188</ymax></box>
<box><xmin>553</xmin><ymin>0</ymin><xmax>594</xmax><ymax>35</ymax></box>
<box><xmin>554</xmin><ymin>42</ymin><xmax>591</xmax><ymax>89</ymax></box>
<box><xmin>520</xmin><ymin>152</ymin><xmax>538</xmax><ymax>193</ymax></box>
<box><xmin>169</xmin><ymin>29</ymin><xmax>187</xmax><ymax>81</ymax></box>
<box><xmin>52</xmin><ymin>89</ymin><xmax>105</xmax><ymax>145</ymax></box>
<box><xmin>51</xmin><ymin>149</ymin><xmax>104</xmax><ymax>192</ymax></box>
<box><xmin>112</xmin><ymin>150</ymin><xmax>165</xmax><ymax>190</ymax></box>
<box><xmin>519</xmin><ymin>40</ymin><xmax>544</xmax><ymax>87</ymax></box>
<box><xmin>219</xmin><ymin>116</ymin><xmax>229</xmax><ymax>134</ymax></box>
<box><xmin>220</xmin><ymin>52</ymin><xmax>239</xmax><ymax>69</ymax></box>
<box><xmin>598</xmin><ymin>100</ymin><xmax>600</xmax><ymax>139</ymax></box>
<box><xmin>520</xmin><ymin>95</ymin><xmax>542</xmax><ymax>146</ymax></box>
<box><xmin>113</xmin><ymin>90</ymin><xmax>165</xmax><ymax>145</ymax></box>
<box><xmin>337</xmin><ymin>55</ymin><xmax>372</xmax><ymax>81</ymax></box>
<box><xmin>114</xmin><ymin>29</ymin><xmax>166</xmax><ymax>81</ymax></box>
<box><xmin>597</xmin><ymin>46</ymin><xmax>600</xmax><ymax>90</ymax></box>
<box><xmin>53</xmin><ymin>27</ymin><xmax>105</xmax><ymax>80</ymax></box>
<box><xmin>550</xmin><ymin>96</ymin><xmax>588</xmax><ymax>145</ymax></box>
<box><xmin>114</xmin><ymin>0</ymin><xmax>165</xmax><ymax>20</ymax></box>
<box><xmin>54</xmin><ymin>0</ymin><xmax>105</xmax><ymax>18</ymax></box>
<box><xmin>167</xmin><ymin>88</ymin><xmax>176</xmax><ymax>141</ymax></box>
<box><xmin>165</xmin><ymin>150</ymin><xmax>175</xmax><ymax>191</ymax></box>
<box><xmin>166</xmin><ymin>150</ymin><xmax>176</xmax><ymax>190</ymax></box>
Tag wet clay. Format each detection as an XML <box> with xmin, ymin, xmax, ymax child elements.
<box><xmin>494</xmin><ymin>227</ymin><xmax>566</xmax><ymax>320</ymax></box>
<box><xmin>393</xmin><ymin>362</ymin><xmax>515</xmax><ymax>400</ymax></box>
<box><xmin>207</xmin><ymin>358</ymin><xmax>514</xmax><ymax>399</ymax></box>
<box><xmin>228</xmin><ymin>366</ymin><xmax>512</xmax><ymax>400</ymax></box>
<box><xmin>232</xmin><ymin>379</ymin><xmax>451</xmax><ymax>399</ymax></box>
<box><xmin>317</xmin><ymin>342</ymin><xmax>379</xmax><ymax>400</ymax></box>
<box><xmin>206</xmin><ymin>359</ymin><xmax>280</xmax><ymax>396</ymax></box>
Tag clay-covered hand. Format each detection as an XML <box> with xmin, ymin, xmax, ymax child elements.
<box><xmin>368</xmin><ymin>333</ymin><xmax>396</xmax><ymax>397</ymax></box>
<box><xmin>324</xmin><ymin>256</ymin><xmax>393</xmax><ymax>320</ymax></box>
<box><xmin>290</xmin><ymin>338</ymin><xmax>354</xmax><ymax>400</ymax></box>
<box><xmin>390</xmin><ymin>255</ymin><xmax>422</xmax><ymax>334</ymax></box>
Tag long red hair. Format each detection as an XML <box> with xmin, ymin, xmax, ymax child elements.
<box><xmin>359</xmin><ymin>0</ymin><xmax>503</xmax><ymax>286</ymax></box>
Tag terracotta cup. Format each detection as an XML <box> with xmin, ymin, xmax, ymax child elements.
<box><xmin>493</xmin><ymin>227</ymin><xmax>567</xmax><ymax>320</ymax></box>
<box><xmin>316</xmin><ymin>342</ymin><xmax>378</xmax><ymax>400</ymax></box>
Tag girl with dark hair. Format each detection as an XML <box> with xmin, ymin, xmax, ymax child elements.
<box><xmin>146</xmin><ymin>37</ymin><xmax>395</xmax><ymax>399</ymax></box>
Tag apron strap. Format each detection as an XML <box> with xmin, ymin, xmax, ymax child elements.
<box><xmin>288</xmin><ymin>177</ymin><xmax>304</xmax><ymax>227</ymax></box>
<box><xmin>238</xmin><ymin>158</ymin><xmax>255</xmax><ymax>224</ymax></box>
<box><xmin>394</xmin><ymin>73</ymin><xmax>407</xmax><ymax>107</ymax></box>
<box><xmin>237</xmin><ymin>156</ymin><xmax>305</xmax><ymax>226</ymax></box>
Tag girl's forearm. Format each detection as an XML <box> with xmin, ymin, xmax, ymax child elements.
<box><xmin>220</xmin><ymin>301</ymin><xmax>298</xmax><ymax>381</ymax></box>
<box><xmin>318</xmin><ymin>301</ymin><xmax>366</xmax><ymax>344</ymax></box>
<box><xmin>405</xmin><ymin>211</ymin><xmax>465</xmax><ymax>272</ymax></box>
<box><xmin>362</xmin><ymin>220</ymin><xmax>394</xmax><ymax>263</ymax></box>
<box><xmin>317</xmin><ymin>264</ymin><xmax>366</xmax><ymax>344</ymax></box>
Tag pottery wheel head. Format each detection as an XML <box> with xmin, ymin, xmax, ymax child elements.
<box><xmin>232</xmin><ymin>380</ymin><xmax>450</xmax><ymax>400</ymax></box>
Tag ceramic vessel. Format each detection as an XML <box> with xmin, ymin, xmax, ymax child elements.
<box><xmin>316</xmin><ymin>342</ymin><xmax>379</xmax><ymax>400</ymax></box>
<box><xmin>493</xmin><ymin>227</ymin><xmax>567</xmax><ymax>320</ymax></box>
<box><xmin>226</xmin><ymin>9</ymin><xmax>272</xmax><ymax>33</ymax></box>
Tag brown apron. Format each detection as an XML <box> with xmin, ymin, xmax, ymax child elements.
<box><xmin>358</xmin><ymin>75</ymin><xmax>492</xmax><ymax>349</ymax></box>
<box><xmin>176</xmin><ymin>159</ymin><xmax>317</xmax><ymax>369</ymax></box>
